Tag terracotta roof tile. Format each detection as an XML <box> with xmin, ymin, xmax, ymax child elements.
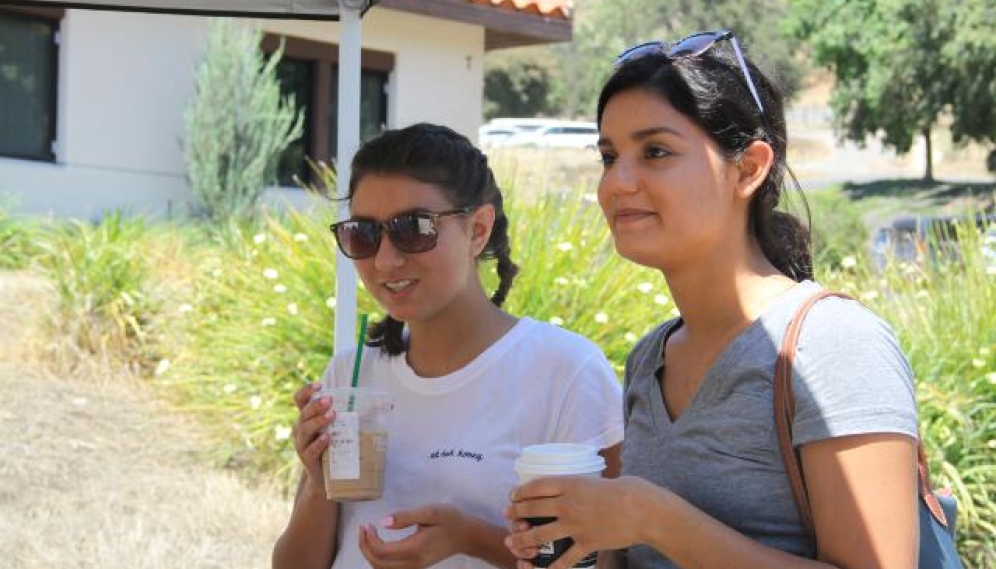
<box><xmin>465</xmin><ymin>0</ymin><xmax>571</xmax><ymax>20</ymax></box>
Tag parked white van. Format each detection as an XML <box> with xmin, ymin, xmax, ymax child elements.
<box><xmin>500</xmin><ymin>120</ymin><xmax>599</xmax><ymax>149</ymax></box>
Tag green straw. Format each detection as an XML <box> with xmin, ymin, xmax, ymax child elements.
<box><xmin>347</xmin><ymin>314</ymin><xmax>369</xmax><ymax>412</ymax></box>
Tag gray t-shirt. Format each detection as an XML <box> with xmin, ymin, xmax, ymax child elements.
<box><xmin>621</xmin><ymin>281</ymin><xmax>918</xmax><ymax>568</ymax></box>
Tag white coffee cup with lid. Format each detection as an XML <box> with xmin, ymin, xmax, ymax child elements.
<box><xmin>514</xmin><ymin>443</ymin><xmax>605</xmax><ymax>568</ymax></box>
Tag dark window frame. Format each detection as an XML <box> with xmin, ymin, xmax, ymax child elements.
<box><xmin>0</xmin><ymin>6</ymin><xmax>64</xmax><ymax>162</ymax></box>
<box><xmin>262</xmin><ymin>34</ymin><xmax>393</xmax><ymax>187</ymax></box>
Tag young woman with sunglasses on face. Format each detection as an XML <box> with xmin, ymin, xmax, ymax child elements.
<box><xmin>272</xmin><ymin>123</ymin><xmax>624</xmax><ymax>569</ymax></box>
<box><xmin>505</xmin><ymin>31</ymin><xmax>919</xmax><ymax>569</ymax></box>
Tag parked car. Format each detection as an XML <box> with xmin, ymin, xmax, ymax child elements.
<box><xmin>500</xmin><ymin>120</ymin><xmax>599</xmax><ymax>149</ymax></box>
<box><xmin>478</xmin><ymin>118</ymin><xmax>557</xmax><ymax>147</ymax></box>
<box><xmin>478</xmin><ymin>124</ymin><xmax>519</xmax><ymax>147</ymax></box>
<box><xmin>871</xmin><ymin>213</ymin><xmax>996</xmax><ymax>269</ymax></box>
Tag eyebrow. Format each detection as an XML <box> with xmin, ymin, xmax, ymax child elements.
<box><xmin>597</xmin><ymin>125</ymin><xmax>683</xmax><ymax>147</ymax></box>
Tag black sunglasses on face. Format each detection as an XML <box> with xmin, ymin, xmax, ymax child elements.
<box><xmin>615</xmin><ymin>29</ymin><xmax>765</xmax><ymax>116</ymax></box>
<box><xmin>329</xmin><ymin>207</ymin><xmax>473</xmax><ymax>260</ymax></box>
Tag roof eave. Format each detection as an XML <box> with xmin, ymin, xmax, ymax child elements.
<box><xmin>379</xmin><ymin>0</ymin><xmax>571</xmax><ymax>50</ymax></box>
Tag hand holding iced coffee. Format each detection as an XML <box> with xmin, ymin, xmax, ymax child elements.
<box><xmin>291</xmin><ymin>381</ymin><xmax>335</xmax><ymax>490</ymax></box>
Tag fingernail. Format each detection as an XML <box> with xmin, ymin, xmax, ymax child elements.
<box><xmin>380</xmin><ymin>516</ymin><xmax>394</xmax><ymax>528</ymax></box>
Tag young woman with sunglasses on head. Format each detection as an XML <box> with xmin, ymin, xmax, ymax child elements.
<box><xmin>505</xmin><ymin>31</ymin><xmax>919</xmax><ymax>569</ymax></box>
<box><xmin>272</xmin><ymin>123</ymin><xmax>624</xmax><ymax>569</ymax></box>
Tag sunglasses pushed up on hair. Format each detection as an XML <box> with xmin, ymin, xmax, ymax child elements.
<box><xmin>329</xmin><ymin>207</ymin><xmax>473</xmax><ymax>260</ymax></box>
<box><xmin>615</xmin><ymin>29</ymin><xmax>766</xmax><ymax>116</ymax></box>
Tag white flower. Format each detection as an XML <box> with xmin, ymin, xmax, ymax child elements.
<box><xmin>841</xmin><ymin>256</ymin><xmax>857</xmax><ymax>269</ymax></box>
<box><xmin>274</xmin><ymin>284</ymin><xmax>287</xmax><ymax>294</ymax></box>
<box><xmin>915</xmin><ymin>290</ymin><xmax>930</xmax><ymax>299</ymax></box>
<box><xmin>972</xmin><ymin>359</ymin><xmax>985</xmax><ymax>369</ymax></box>
<box><xmin>987</xmin><ymin>265</ymin><xmax>996</xmax><ymax>276</ymax></box>
<box><xmin>250</xmin><ymin>249</ymin><xmax>259</xmax><ymax>257</ymax></box>
<box><xmin>980</xmin><ymin>347</ymin><xmax>991</xmax><ymax>356</ymax></box>
<box><xmin>988</xmin><ymin>439</ymin><xmax>996</xmax><ymax>449</ymax></box>
<box><xmin>72</xmin><ymin>397</ymin><xmax>88</xmax><ymax>407</ymax></box>
<box><xmin>223</xmin><ymin>383</ymin><xmax>237</xmax><ymax>394</ymax></box>
<box><xmin>293</xmin><ymin>233</ymin><xmax>309</xmax><ymax>242</ymax></box>
<box><xmin>637</xmin><ymin>282</ymin><xmax>653</xmax><ymax>294</ymax></box>
<box><xmin>326</xmin><ymin>297</ymin><xmax>337</xmax><ymax>309</ymax></box>
<box><xmin>549</xmin><ymin>316</ymin><xmax>564</xmax><ymax>326</ymax></box>
<box><xmin>557</xmin><ymin>242</ymin><xmax>574</xmax><ymax>252</ymax></box>
<box><xmin>624</xmin><ymin>332</ymin><xmax>638</xmax><ymax>343</ymax></box>
<box><xmin>253</xmin><ymin>234</ymin><xmax>266</xmax><ymax>244</ymax></box>
<box><xmin>212</xmin><ymin>268</ymin><xmax>222</xmax><ymax>278</ymax></box>
<box><xmin>261</xmin><ymin>317</ymin><xmax>277</xmax><ymax>327</ymax></box>
<box><xmin>554</xmin><ymin>277</ymin><xmax>570</xmax><ymax>286</ymax></box>
<box><xmin>263</xmin><ymin>268</ymin><xmax>279</xmax><ymax>280</ymax></box>
<box><xmin>988</xmin><ymin>373</ymin><xmax>996</xmax><ymax>385</ymax></box>
<box><xmin>154</xmin><ymin>358</ymin><xmax>170</xmax><ymax>376</ymax></box>
<box><xmin>287</xmin><ymin>302</ymin><xmax>299</xmax><ymax>316</ymax></box>
<box><xmin>654</xmin><ymin>294</ymin><xmax>669</xmax><ymax>306</ymax></box>
<box><xmin>275</xmin><ymin>425</ymin><xmax>293</xmax><ymax>441</ymax></box>
<box><xmin>178</xmin><ymin>303</ymin><xmax>193</xmax><ymax>314</ymax></box>
<box><xmin>595</xmin><ymin>313</ymin><xmax>609</xmax><ymax>324</ymax></box>
<box><xmin>582</xmin><ymin>193</ymin><xmax>598</xmax><ymax>204</ymax></box>
<box><xmin>860</xmin><ymin>290</ymin><xmax>880</xmax><ymax>302</ymax></box>
<box><xmin>249</xmin><ymin>395</ymin><xmax>262</xmax><ymax>410</ymax></box>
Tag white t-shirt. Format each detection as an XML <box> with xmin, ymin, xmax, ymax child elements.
<box><xmin>321</xmin><ymin>317</ymin><xmax>624</xmax><ymax>569</ymax></box>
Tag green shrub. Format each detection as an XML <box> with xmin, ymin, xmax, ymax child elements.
<box><xmin>34</xmin><ymin>212</ymin><xmax>160</xmax><ymax>372</ymax></box>
<box><xmin>807</xmin><ymin>187</ymin><xmax>869</xmax><ymax>269</ymax></box>
<box><xmin>183</xmin><ymin>18</ymin><xmax>304</xmax><ymax>222</ymax></box>
<box><xmin>161</xmin><ymin>207</ymin><xmax>378</xmax><ymax>485</ymax></box>
<box><xmin>0</xmin><ymin>207</ymin><xmax>42</xmax><ymax>270</ymax></box>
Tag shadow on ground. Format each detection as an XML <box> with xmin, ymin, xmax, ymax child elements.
<box><xmin>843</xmin><ymin>178</ymin><xmax>996</xmax><ymax>208</ymax></box>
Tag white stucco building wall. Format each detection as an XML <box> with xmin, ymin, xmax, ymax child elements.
<box><xmin>0</xmin><ymin>7</ymin><xmax>485</xmax><ymax>219</ymax></box>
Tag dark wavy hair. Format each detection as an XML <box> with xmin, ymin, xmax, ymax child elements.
<box><xmin>597</xmin><ymin>43</ymin><xmax>813</xmax><ymax>282</ymax></box>
<box><xmin>346</xmin><ymin>123</ymin><xmax>519</xmax><ymax>355</ymax></box>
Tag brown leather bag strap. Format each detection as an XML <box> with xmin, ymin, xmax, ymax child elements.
<box><xmin>774</xmin><ymin>290</ymin><xmax>948</xmax><ymax>541</ymax></box>
<box><xmin>774</xmin><ymin>290</ymin><xmax>849</xmax><ymax>537</ymax></box>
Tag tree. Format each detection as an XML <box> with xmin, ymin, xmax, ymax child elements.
<box><xmin>788</xmin><ymin>0</ymin><xmax>996</xmax><ymax>181</ymax></box>
<box><xmin>183</xmin><ymin>19</ymin><xmax>304</xmax><ymax>222</ymax></box>
<box><xmin>483</xmin><ymin>0</ymin><xmax>804</xmax><ymax>120</ymax></box>
<box><xmin>483</xmin><ymin>51</ymin><xmax>557</xmax><ymax>119</ymax></box>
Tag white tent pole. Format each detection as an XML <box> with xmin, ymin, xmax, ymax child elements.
<box><xmin>333</xmin><ymin>0</ymin><xmax>363</xmax><ymax>355</ymax></box>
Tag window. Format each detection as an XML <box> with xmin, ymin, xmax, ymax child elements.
<box><xmin>0</xmin><ymin>8</ymin><xmax>61</xmax><ymax>162</ymax></box>
<box><xmin>263</xmin><ymin>35</ymin><xmax>392</xmax><ymax>187</ymax></box>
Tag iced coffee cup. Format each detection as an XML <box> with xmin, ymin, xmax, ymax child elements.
<box><xmin>513</xmin><ymin>443</ymin><xmax>606</xmax><ymax>568</ymax></box>
<box><xmin>314</xmin><ymin>386</ymin><xmax>390</xmax><ymax>501</ymax></box>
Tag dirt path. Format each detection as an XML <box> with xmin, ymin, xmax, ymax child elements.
<box><xmin>0</xmin><ymin>273</ymin><xmax>291</xmax><ymax>569</ymax></box>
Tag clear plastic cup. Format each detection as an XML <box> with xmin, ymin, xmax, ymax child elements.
<box><xmin>313</xmin><ymin>386</ymin><xmax>391</xmax><ymax>501</ymax></box>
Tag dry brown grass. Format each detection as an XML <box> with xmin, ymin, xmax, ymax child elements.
<box><xmin>0</xmin><ymin>272</ymin><xmax>292</xmax><ymax>569</ymax></box>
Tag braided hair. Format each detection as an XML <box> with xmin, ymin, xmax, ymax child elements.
<box><xmin>346</xmin><ymin>123</ymin><xmax>519</xmax><ymax>355</ymax></box>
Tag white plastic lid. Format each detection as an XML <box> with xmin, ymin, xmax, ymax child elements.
<box><xmin>513</xmin><ymin>443</ymin><xmax>605</xmax><ymax>477</ymax></box>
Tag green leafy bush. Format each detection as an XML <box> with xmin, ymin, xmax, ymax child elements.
<box><xmin>183</xmin><ymin>18</ymin><xmax>304</xmax><ymax>222</ymax></box>
<box><xmin>34</xmin><ymin>213</ymin><xmax>161</xmax><ymax>372</ymax></box>
<box><xmin>807</xmin><ymin>188</ymin><xmax>869</xmax><ymax>269</ymax></box>
<box><xmin>0</xmin><ymin>207</ymin><xmax>42</xmax><ymax>270</ymax></box>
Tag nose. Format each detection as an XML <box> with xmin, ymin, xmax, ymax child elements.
<box><xmin>372</xmin><ymin>233</ymin><xmax>406</xmax><ymax>271</ymax></box>
<box><xmin>599</xmin><ymin>157</ymin><xmax>638</xmax><ymax>197</ymax></box>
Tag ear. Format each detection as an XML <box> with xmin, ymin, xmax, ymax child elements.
<box><xmin>734</xmin><ymin>140</ymin><xmax>774</xmax><ymax>200</ymax></box>
<box><xmin>469</xmin><ymin>204</ymin><xmax>496</xmax><ymax>257</ymax></box>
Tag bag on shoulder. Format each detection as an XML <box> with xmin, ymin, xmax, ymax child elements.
<box><xmin>773</xmin><ymin>290</ymin><xmax>964</xmax><ymax>569</ymax></box>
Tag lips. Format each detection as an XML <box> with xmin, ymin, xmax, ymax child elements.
<box><xmin>612</xmin><ymin>207</ymin><xmax>656</xmax><ymax>226</ymax></box>
<box><xmin>384</xmin><ymin>279</ymin><xmax>414</xmax><ymax>292</ymax></box>
<box><xmin>380</xmin><ymin>278</ymin><xmax>418</xmax><ymax>300</ymax></box>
